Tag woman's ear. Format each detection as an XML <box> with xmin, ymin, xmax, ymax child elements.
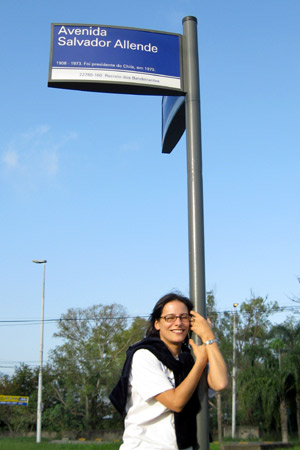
<box><xmin>154</xmin><ymin>320</ymin><xmax>160</xmax><ymax>331</ymax></box>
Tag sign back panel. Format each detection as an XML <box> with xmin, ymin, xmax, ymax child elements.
<box><xmin>162</xmin><ymin>96</ymin><xmax>185</xmax><ymax>153</ymax></box>
<box><xmin>48</xmin><ymin>24</ymin><xmax>184</xmax><ymax>95</ymax></box>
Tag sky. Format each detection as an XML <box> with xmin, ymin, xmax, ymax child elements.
<box><xmin>1</xmin><ymin>0</ymin><xmax>299</xmax><ymax>376</ymax></box>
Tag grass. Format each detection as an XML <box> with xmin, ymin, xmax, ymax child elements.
<box><xmin>0</xmin><ymin>437</ymin><xmax>299</xmax><ymax>450</ymax></box>
<box><xmin>0</xmin><ymin>437</ymin><xmax>121</xmax><ymax>450</ymax></box>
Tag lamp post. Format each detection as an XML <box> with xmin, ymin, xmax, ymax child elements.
<box><xmin>232</xmin><ymin>302</ymin><xmax>238</xmax><ymax>439</ymax></box>
<box><xmin>32</xmin><ymin>259</ymin><xmax>47</xmax><ymax>444</ymax></box>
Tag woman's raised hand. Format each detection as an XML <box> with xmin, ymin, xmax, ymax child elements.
<box><xmin>189</xmin><ymin>311</ymin><xmax>215</xmax><ymax>343</ymax></box>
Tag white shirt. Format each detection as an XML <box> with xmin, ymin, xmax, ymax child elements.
<box><xmin>120</xmin><ymin>349</ymin><xmax>192</xmax><ymax>450</ymax></box>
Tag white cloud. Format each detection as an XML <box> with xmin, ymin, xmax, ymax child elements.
<box><xmin>43</xmin><ymin>150</ymin><xmax>59</xmax><ymax>176</ymax></box>
<box><xmin>1</xmin><ymin>125</ymin><xmax>78</xmax><ymax>185</ymax></box>
<box><xmin>2</xmin><ymin>149</ymin><xmax>18</xmax><ymax>167</ymax></box>
<box><xmin>21</xmin><ymin>125</ymin><xmax>51</xmax><ymax>142</ymax></box>
<box><xmin>120</xmin><ymin>140</ymin><xmax>142</xmax><ymax>153</ymax></box>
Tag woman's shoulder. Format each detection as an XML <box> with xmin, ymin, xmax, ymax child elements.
<box><xmin>132</xmin><ymin>348</ymin><xmax>161</xmax><ymax>364</ymax></box>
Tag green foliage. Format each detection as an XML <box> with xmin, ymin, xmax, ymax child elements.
<box><xmin>0</xmin><ymin>303</ymin><xmax>147</xmax><ymax>434</ymax></box>
<box><xmin>0</xmin><ymin>365</ymin><xmax>37</xmax><ymax>432</ymax></box>
<box><xmin>238</xmin><ymin>295</ymin><xmax>279</xmax><ymax>349</ymax></box>
<box><xmin>1</xmin><ymin>295</ymin><xmax>300</xmax><ymax>441</ymax></box>
<box><xmin>47</xmin><ymin>303</ymin><xmax>147</xmax><ymax>431</ymax></box>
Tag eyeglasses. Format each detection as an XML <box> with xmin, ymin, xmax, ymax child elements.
<box><xmin>160</xmin><ymin>314</ymin><xmax>191</xmax><ymax>323</ymax></box>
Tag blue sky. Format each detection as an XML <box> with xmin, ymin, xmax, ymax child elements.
<box><xmin>1</xmin><ymin>0</ymin><xmax>299</xmax><ymax>375</ymax></box>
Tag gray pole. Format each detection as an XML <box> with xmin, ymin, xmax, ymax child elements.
<box><xmin>33</xmin><ymin>259</ymin><xmax>47</xmax><ymax>444</ymax></box>
<box><xmin>182</xmin><ymin>16</ymin><xmax>208</xmax><ymax>450</ymax></box>
<box><xmin>232</xmin><ymin>303</ymin><xmax>238</xmax><ymax>438</ymax></box>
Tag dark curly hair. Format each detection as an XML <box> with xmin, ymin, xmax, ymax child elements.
<box><xmin>146</xmin><ymin>292</ymin><xmax>193</xmax><ymax>344</ymax></box>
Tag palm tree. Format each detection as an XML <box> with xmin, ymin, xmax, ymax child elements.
<box><xmin>275</xmin><ymin>319</ymin><xmax>300</xmax><ymax>441</ymax></box>
<box><xmin>237</xmin><ymin>336</ymin><xmax>291</xmax><ymax>442</ymax></box>
<box><xmin>267</xmin><ymin>319</ymin><xmax>300</xmax><ymax>442</ymax></box>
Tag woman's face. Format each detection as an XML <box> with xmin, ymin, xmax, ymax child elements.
<box><xmin>154</xmin><ymin>300</ymin><xmax>190</xmax><ymax>351</ymax></box>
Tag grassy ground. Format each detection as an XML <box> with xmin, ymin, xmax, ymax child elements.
<box><xmin>0</xmin><ymin>438</ymin><xmax>298</xmax><ymax>450</ymax></box>
<box><xmin>0</xmin><ymin>437</ymin><xmax>121</xmax><ymax>450</ymax></box>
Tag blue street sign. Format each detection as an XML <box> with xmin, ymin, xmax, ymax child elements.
<box><xmin>48</xmin><ymin>24</ymin><xmax>183</xmax><ymax>95</ymax></box>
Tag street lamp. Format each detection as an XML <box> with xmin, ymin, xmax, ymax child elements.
<box><xmin>232</xmin><ymin>302</ymin><xmax>239</xmax><ymax>439</ymax></box>
<box><xmin>32</xmin><ymin>259</ymin><xmax>47</xmax><ymax>444</ymax></box>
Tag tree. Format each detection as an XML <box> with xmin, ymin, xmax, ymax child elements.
<box><xmin>237</xmin><ymin>312</ymin><xmax>300</xmax><ymax>442</ymax></box>
<box><xmin>288</xmin><ymin>322</ymin><xmax>300</xmax><ymax>441</ymax></box>
<box><xmin>289</xmin><ymin>276</ymin><xmax>300</xmax><ymax>306</ymax></box>
<box><xmin>234</xmin><ymin>296</ymin><xmax>279</xmax><ymax>432</ymax></box>
<box><xmin>268</xmin><ymin>319</ymin><xmax>300</xmax><ymax>441</ymax></box>
<box><xmin>206</xmin><ymin>291</ymin><xmax>232</xmax><ymax>442</ymax></box>
<box><xmin>238</xmin><ymin>295</ymin><xmax>279</xmax><ymax>350</ymax></box>
<box><xmin>48</xmin><ymin>303</ymin><xmax>147</xmax><ymax>432</ymax></box>
<box><xmin>0</xmin><ymin>364</ymin><xmax>37</xmax><ymax>433</ymax></box>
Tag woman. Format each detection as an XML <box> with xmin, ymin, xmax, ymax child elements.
<box><xmin>110</xmin><ymin>292</ymin><xmax>227</xmax><ymax>450</ymax></box>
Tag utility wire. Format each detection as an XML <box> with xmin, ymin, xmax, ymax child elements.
<box><xmin>0</xmin><ymin>305</ymin><xmax>299</xmax><ymax>327</ymax></box>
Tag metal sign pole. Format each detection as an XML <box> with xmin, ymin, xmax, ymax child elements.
<box><xmin>33</xmin><ymin>259</ymin><xmax>47</xmax><ymax>444</ymax></box>
<box><xmin>182</xmin><ymin>16</ymin><xmax>209</xmax><ymax>450</ymax></box>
